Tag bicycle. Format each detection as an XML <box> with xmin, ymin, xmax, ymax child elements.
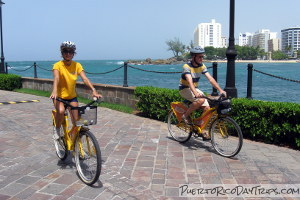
<box><xmin>167</xmin><ymin>95</ymin><xmax>243</xmax><ymax>158</ymax></box>
<box><xmin>52</xmin><ymin>97</ymin><xmax>101</xmax><ymax>185</ymax></box>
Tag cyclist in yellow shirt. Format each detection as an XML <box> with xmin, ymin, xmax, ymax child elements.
<box><xmin>50</xmin><ymin>41</ymin><xmax>102</xmax><ymax>140</ymax></box>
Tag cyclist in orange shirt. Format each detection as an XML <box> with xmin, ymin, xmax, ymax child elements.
<box><xmin>50</xmin><ymin>41</ymin><xmax>102</xmax><ymax>140</ymax></box>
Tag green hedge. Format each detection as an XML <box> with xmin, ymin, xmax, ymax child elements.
<box><xmin>134</xmin><ymin>86</ymin><xmax>300</xmax><ymax>149</ymax></box>
<box><xmin>231</xmin><ymin>98</ymin><xmax>300</xmax><ymax>148</ymax></box>
<box><xmin>0</xmin><ymin>74</ymin><xmax>22</xmax><ymax>91</ymax></box>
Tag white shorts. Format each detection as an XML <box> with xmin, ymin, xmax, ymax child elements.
<box><xmin>179</xmin><ymin>88</ymin><xmax>209</xmax><ymax>107</ymax></box>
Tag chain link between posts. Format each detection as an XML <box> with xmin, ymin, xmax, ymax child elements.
<box><xmin>253</xmin><ymin>68</ymin><xmax>300</xmax><ymax>83</ymax></box>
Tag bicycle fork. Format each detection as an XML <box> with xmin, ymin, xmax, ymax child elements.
<box><xmin>216</xmin><ymin>119</ymin><xmax>229</xmax><ymax>138</ymax></box>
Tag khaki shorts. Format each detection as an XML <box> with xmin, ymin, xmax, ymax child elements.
<box><xmin>179</xmin><ymin>88</ymin><xmax>209</xmax><ymax>107</ymax></box>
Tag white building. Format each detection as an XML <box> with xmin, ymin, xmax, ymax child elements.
<box><xmin>281</xmin><ymin>27</ymin><xmax>300</xmax><ymax>56</ymax></box>
<box><xmin>252</xmin><ymin>29</ymin><xmax>277</xmax><ymax>52</ymax></box>
<box><xmin>194</xmin><ymin>19</ymin><xmax>224</xmax><ymax>48</ymax></box>
<box><xmin>238</xmin><ymin>32</ymin><xmax>253</xmax><ymax>46</ymax></box>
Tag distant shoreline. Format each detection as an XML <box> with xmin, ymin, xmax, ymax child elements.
<box><xmin>127</xmin><ymin>58</ymin><xmax>299</xmax><ymax>65</ymax></box>
<box><xmin>208</xmin><ymin>59</ymin><xmax>299</xmax><ymax>64</ymax></box>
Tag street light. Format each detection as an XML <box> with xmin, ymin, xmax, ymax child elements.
<box><xmin>224</xmin><ymin>0</ymin><xmax>237</xmax><ymax>98</ymax></box>
<box><xmin>0</xmin><ymin>0</ymin><xmax>5</xmax><ymax>74</ymax></box>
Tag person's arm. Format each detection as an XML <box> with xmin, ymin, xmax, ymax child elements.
<box><xmin>79</xmin><ymin>71</ymin><xmax>102</xmax><ymax>98</ymax></box>
<box><xmin>204</xmin><ymin>72</ymin><xmax>226</xmax><ymax>96</ymax></box>
<box><xmin>50</xmin><ymin>69</ymin><xmax>60</xmax><ymax>99</ymax></box>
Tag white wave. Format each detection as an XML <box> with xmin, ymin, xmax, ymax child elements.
<box><xmin>106</xmin><ymin>61</ymin><xmax>124</xmax><ymax>65</ymax></box>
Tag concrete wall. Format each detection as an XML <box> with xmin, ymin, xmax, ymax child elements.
<box><xmin>21</xmin><ymin>77</ymin><xmax>138</xmax><ymax>109</ymax></box>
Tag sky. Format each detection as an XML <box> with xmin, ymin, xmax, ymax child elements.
<box><xmin>2</xmin><ymin>0</ymin><xmax>300</xmax><ymax>61</ymax></box>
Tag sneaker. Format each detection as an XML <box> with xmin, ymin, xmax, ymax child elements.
<box><xmin>53</xmin><ymin>127</ymin><xmax>60</xmax><ymax>140</ymax></box>
<box><xmin>182</xmin><ymin>114</ymin><xmax>192</xmax><ymax>125</ymax></box>
<box><xmin>202</xmin><ymin>132</ymin><xmax>211</xmax><ymax>141</ymax></box>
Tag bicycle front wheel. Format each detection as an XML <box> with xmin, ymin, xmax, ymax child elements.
<box><xmin>53</xmin><ymin>125</ymin><xmax>68</xmax><ymax>160</ymax></box>
<box><xmin>167</xmin><ymin>110</ymin><xmax>192</xmax><ymax>143</ymax></box>
<box><xmin>210</xmin><ymin>117</ymin><xmax>243</xmax><ymax>158</ymax></box>
<box><xmin>74</xmin><ymin>130</ymin><xmax>101</xmax><ymax>185</ymax></box>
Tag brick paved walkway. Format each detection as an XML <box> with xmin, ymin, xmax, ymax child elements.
<box><xmin>0</xmin><ymin>90</ymin><xmax>299</xmax><ymax>200</ymax></box>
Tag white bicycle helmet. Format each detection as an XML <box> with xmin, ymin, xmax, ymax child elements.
<box><xmin>60</xmin><ymin>41</ymin><xmax>76</xmax><ymax>52</ymax></box>
<box><xmin>190</xmin><ymin>46</ymin><xmax>205</xmax><ymax>55</ymax></box>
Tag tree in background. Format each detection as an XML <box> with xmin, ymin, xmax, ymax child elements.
<box><xmin>166</xmin><ymin>38</ymin><xmax>186</xmax><ymax>60</ymax></box>
<box><xmin>272</xmin><ymin>50</ymin><xmax>288</xmax><ymax>60</ymax></box>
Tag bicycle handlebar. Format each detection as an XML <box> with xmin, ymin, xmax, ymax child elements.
<box><xmin>55</xmin><ymin>97</ymin><xmax>101</xmax><ymax>109</ymax></box>
<box><xmin>203</xmin><ymin>93</ymin><xmax>227</xmax><ymax>103</ymax></box>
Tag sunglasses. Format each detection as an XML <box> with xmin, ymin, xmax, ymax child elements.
<box><xmin>62</xmin><ymin>49</ymin><xmax>75</xmax><ymax>54</ymax></box>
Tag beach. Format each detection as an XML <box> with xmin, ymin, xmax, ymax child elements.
<box><xmin>211</xmin><ymin>59</ymin><xmax>299</xmax><ymax>63</ymax></box>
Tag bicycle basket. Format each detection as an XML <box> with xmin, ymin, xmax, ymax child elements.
<box><xmin>75</xmin><ymin>106</ymin><xmax>97</xmax><ymax>126</ymax></box>
<box><xmin>217</xmin><ymin>99</ymin><xmax>232</xmax><ymax>114</ymax></box>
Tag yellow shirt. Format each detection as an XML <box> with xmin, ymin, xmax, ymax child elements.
<box><xmin>53</xmin><ymin>60</ymin><xmax>84</xmax><ymax>99</ymax></box>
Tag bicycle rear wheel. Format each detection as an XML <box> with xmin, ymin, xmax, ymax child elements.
<box><xmin>53</xmin><ymin>125</ymin><xmax>68</xmax><ymax>160</ymax></box>
<box><xmin>74</xmin><ymin>130</ymin><xmax>101</xmax><ymax>185</ymax></box>
<box><xmin>210</xmin><ymin>117</ymin><xmax>243</xmax><ymax>157</ymax></box>
<box><xmin>167</xmin><ymin>110</ymin><xmax>192</xmax><ymax>143</ymax></box>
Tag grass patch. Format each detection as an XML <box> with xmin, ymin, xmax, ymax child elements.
<box><xmin>13</xmin><ymin>88</ymin><xmax>134</xmax><ymax>114</ymax></box>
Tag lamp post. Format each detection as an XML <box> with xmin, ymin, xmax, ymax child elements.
<box><xmin>0</xmin><ymin>0</ymin><xmax>5</xmax><ymax>74</ymax></box>
<box><xmin>224</xmin><ymin>0</ymin><xmax>237</xmax><ymax>98</ymax></box>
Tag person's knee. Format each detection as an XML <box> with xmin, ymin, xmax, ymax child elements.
<box><xmin>203</xmin><ymin>106</ymin><xmax>210</xmax><ymax>111</ymax></box>
<box><xmin>56</xmin><ymin>107</ymin><xmax>65</xmax><ymax>116</ymax></box>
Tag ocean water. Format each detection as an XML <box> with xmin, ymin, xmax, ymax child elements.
<box><xmin>6</xmin><ymin>60</ymin><xmax>300</xmax><ymax>104</ymax></box>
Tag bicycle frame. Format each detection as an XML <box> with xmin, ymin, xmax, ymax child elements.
<box><xmin>170</xmin><ymin>102</ymin><xmax>218</xmax><ymax>134</ymax></box>
<box><xmin>52</xmin><ymin>109</ymin><xmax>81</xmax><ymax>151</ymax></box>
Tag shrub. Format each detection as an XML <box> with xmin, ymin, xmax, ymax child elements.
<box><xmin>0</xmin><ymin>74</ymin><xmax>22</xmax><ymax>91</ymax></box>
<box><xmin>134</xmin><ymin>86</ymin><xmax>183</xmax><ymax>120</ymax></box>
<box><xmin>231</xmin><ymin>98</ymin><xmax>300</xmax><ymax>148</ymax></box>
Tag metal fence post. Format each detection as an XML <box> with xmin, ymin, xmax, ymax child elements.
<box><xmin>211</xmin><ymin>62</ymin><xmax>218</xmax><ymax>96</ymax></box>
<box><xmin>34</xmin><ymin>62</ymin><xmax>37</xmax><ymax>78</ymax></box>
<box><xmin>123</xmin><ymin>62</ymin><xmax>128</xmax><ymax>87</ymax></box>
<box><xmin>5</xmin><ymin>62</ymin><xmax>7</xmax><ymax>74</ymax></box>
<box><xmin>247</xmin><ymin>63</ymin><xmax>253</xmax><ymax>99</ymax></box>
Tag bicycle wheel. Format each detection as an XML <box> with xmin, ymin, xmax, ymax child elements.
<box><xmin>167</xmin><ymin>110</ymin><xmax>192</xmax><ymax>143</ymax></box>
<box><xmin>74</xmin><ymin>130</ymin><xmax>101</xmax><ymax>185</ymax></box>
<box><xmin>210</xmin><ymin>117</ymin><xmax>243</xmax><ymax>157</ymax></box>
<box><xmin>53</xmin><ymin>125</ymin><xmax>68</xmax><ymax>160</ymax></box>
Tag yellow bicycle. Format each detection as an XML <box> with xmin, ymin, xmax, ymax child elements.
<box><xmin>167</xmin><ymin>95</ymin><xmax>243</xmax><ymax>157</ymax></box>
<box><xmin>52</xmin><ymin>98</ymin><xmax>101</xmax><ymax>185</ymax></box>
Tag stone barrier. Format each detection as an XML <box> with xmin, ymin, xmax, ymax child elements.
<box><xmin>21</xmin><ymin>77</ymin><xmax>138</xmax><ymax>109</ymax></box>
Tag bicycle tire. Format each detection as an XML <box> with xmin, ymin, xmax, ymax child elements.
<box><xmin>167</xmin><ymin>110</ymin><xmax>192</xmax><ymax>143</ymax></box>
<box><xmin>53</xmin><ymin>125</ymin><xmax>68</xmax><ymax>160</ymax></box>
<box><xmin>74</xmin><ymin>130</ymin><xmax>101</xmax><ymax>185</ymax></box>
<box><xmin>210</xmin><ymin>117</ymin><xmax>243</xmax><ymax>157</ymax></box>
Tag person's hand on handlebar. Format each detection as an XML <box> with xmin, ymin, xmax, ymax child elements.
<box><xmin>50</xmin><ymin>91</ymin><xmax>58</xmax><ymax>100</ymax></box>
<box><xmin>219</xmin><ymin>90</ymin><xmax>227</xmax><ymax>98</ymax></box>
<box><xmin>92</xmin><ymin>89</ymin><xmax>102</xmax><ymax>99</ymax></box>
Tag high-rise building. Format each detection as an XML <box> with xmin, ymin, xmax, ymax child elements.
<box><xmin>268</xmin><ymin>38</ymin><xmax>281</xmax><ymax>52</ymax></box>
<box><xmin>238</xmin><ymin>32</ymin><xmax>253</xmax><ymax>46</ymax></box>
<box><xmin>252</xmin><ymin>29</ymin><xmax>277</xmax><ymax>52</ymax></box>
<box><xmin>281</xmin><ymin>27</ymin><xmax>300</xmax><ymax>56</ymax></box>
<box><xmin>194</xmin><ymin>19</ymin><xmax>224</xmax><ymax>48</ymax></box>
